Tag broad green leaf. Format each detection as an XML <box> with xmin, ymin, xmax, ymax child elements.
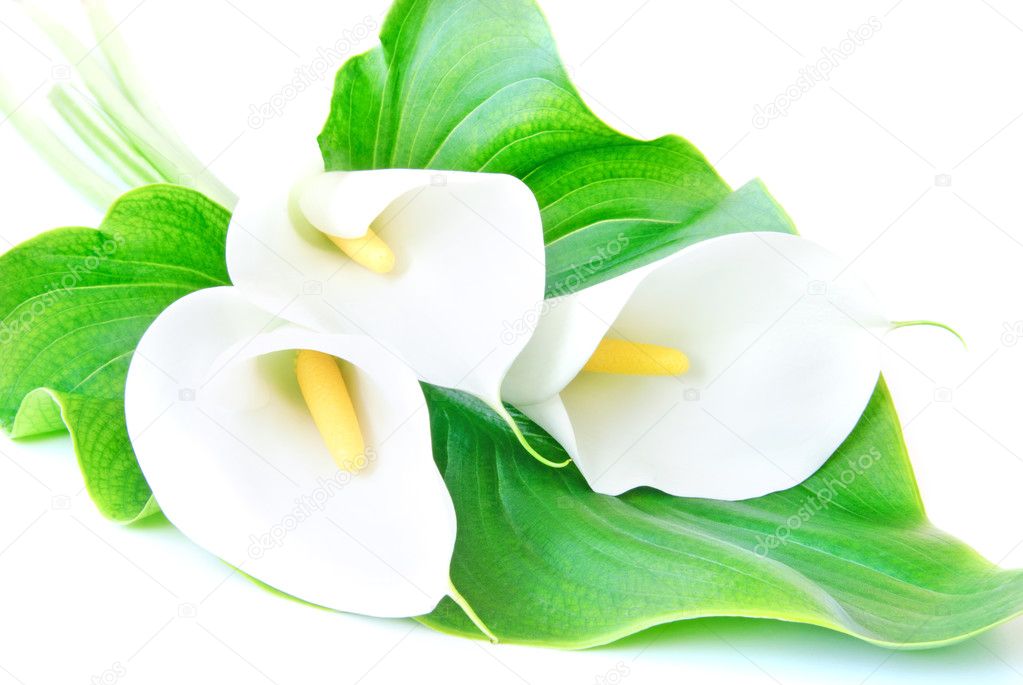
<box><xmin>0</xmin><ymin>185</ymin><xmax>230</xmax><ymax>522</ymax></box>
<box><xmin>317</xmin><ymin>0</ymin><xmax>794</xmax><ymax>295</ymax></box>
<box><xmin>419</xmin><ymin>381</ymin><xmax>1023</xmax><ymax>648</ymax></box>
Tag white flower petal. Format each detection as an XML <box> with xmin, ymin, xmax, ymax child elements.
<box><xmin>226</xmin><ymin>147</ymin><xmax>546</xmax><ymax>409</ymax></box>
<box><xmin>297</xmin><ymin>170</ymin><xmax>434</xmax><ymax>239</ymax></box>
<box><xmin>503</xmin><ymin>267</ymin><xmax>648</xmax><ymax>406</ymax></box>
<box><xmin>124</xmin><ymin>287</ymin><xmax>456</xmax><ymax>617</ymax></box>
<box><xmin>515</xmin><ymin>232</ymin><xmax>888</xmax><ymax>500</ymax></box>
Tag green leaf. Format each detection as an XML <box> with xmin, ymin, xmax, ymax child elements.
<box><xmin>419</xmin><ymin>380</ymin><xmax>1023</xmax><ymax>648</ymax></box>
<box><xmin>317</xmin><ymin>0</ymin><xmax>794</xmax><ymax>296</ymax></box>
<box><xmin>0</xmin><ymin>184</ymin><xmax>230</xmax><ymax>522</ymax></box>
<box><xmin>313</xmin><ymin>0</ymin><xmax>1023</xmax><ymax>647</ymax></box>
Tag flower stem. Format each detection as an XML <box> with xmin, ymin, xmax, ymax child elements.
<box><xmin>49</xmin><ymin>84</ymin><xmax>162</xmax><ymax>187</ymax></box>
<box><xmin>18</xmin><ymin>0</ymin><xmax>237</xmax><ymax>208</ymax></box>
<box><xmin>0</xmin><ymin>77</ymin><xmax>121</xmax><ymax>208</ymax></box>
<box><xmin>82</xmin><ymin>0</ymin><xmax>235</xmax><ymax>206</ymax></box>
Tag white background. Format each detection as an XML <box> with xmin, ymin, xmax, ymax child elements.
<box><xmin>2</xmin><ymin>0</ymin><xmax>1023</xmax><ymax>683</ymax></box>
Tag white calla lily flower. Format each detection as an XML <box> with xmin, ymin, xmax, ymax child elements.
<box><xmin>125</xmin><ymin>286</ymin><xmax>484</xmax><ymax>622</ymax></box>
<box><xmin>224</xmin><ymin>150</ymin><xmax>559</xmax><ymax>463</ymax></box>
<box><xmin>503</xmin><ymin>231</ymin><xmax>918</xmax><ymax>500</ymax></box>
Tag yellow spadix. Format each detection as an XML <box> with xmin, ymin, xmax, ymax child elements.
<box><xmin>583</xmin><ymin>338</ymin><xmax>689</xmax><ymax>376</ymax></box>
<box><xmin>295</xmin><ymin>350</ymin><xmax>366</xmax><ymax>472</ymax></box>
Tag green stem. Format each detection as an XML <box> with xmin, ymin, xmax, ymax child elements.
<box><xmin>0</xmin><ymin>78</ymin><xmax>121</xmax><ymax>209</ymax></box>
<box><xmin>447</xmin><ymin>580</ymin><xmax>498</xmax><ymax>643</ymax></box>
<box><xmin>82</xmin><ymin>0</ymin><xmax>150</xmax><ymax>112</ymax></box>
<box><xmin>22</xmin><ymin>4</ymin><xmax>169</xmax><ymax>170</ymax></box>
<box><xmin>494</xmin><ymin>403</ymin><xmax>572</xmax><ymax>468</ymax></box>
<box><xmin>22</xmin><ymin>1</ymin><xmax>236</xmax><ymax>208</ymax></box>
<box><xmin>891</xmin><ymin>320</ymin><xmax>967</xmax><ymax>349</ymax></box>
<box><xmin>83</xmin><ymin>0</ymin><xmax>235</xmax><ymax>204</ymax></box>
<box><xmin>49</xmin><ymin>84</ymin><xmax>162</xmax><ymax>187</ymax></box>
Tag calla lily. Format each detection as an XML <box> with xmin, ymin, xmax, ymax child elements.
<box><xmin>224</xmin><ymin>147</ymin><xmax>557</xmax><ymax>462</ymax></box>
<box><xmin>502</xmin><ymin>231</ymin><xmax>916</xmax><ymax>500</ymax></box>
<box><xmin>124</xmin><ymin>286</ymin><xmax>487</xmax><ymax>622</ymax></box>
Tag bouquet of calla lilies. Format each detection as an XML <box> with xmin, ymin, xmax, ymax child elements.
<box><xmin>3</xmin><ymin>0</ymin><xmax>1023</xmax><ymax>649</ymax></box>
